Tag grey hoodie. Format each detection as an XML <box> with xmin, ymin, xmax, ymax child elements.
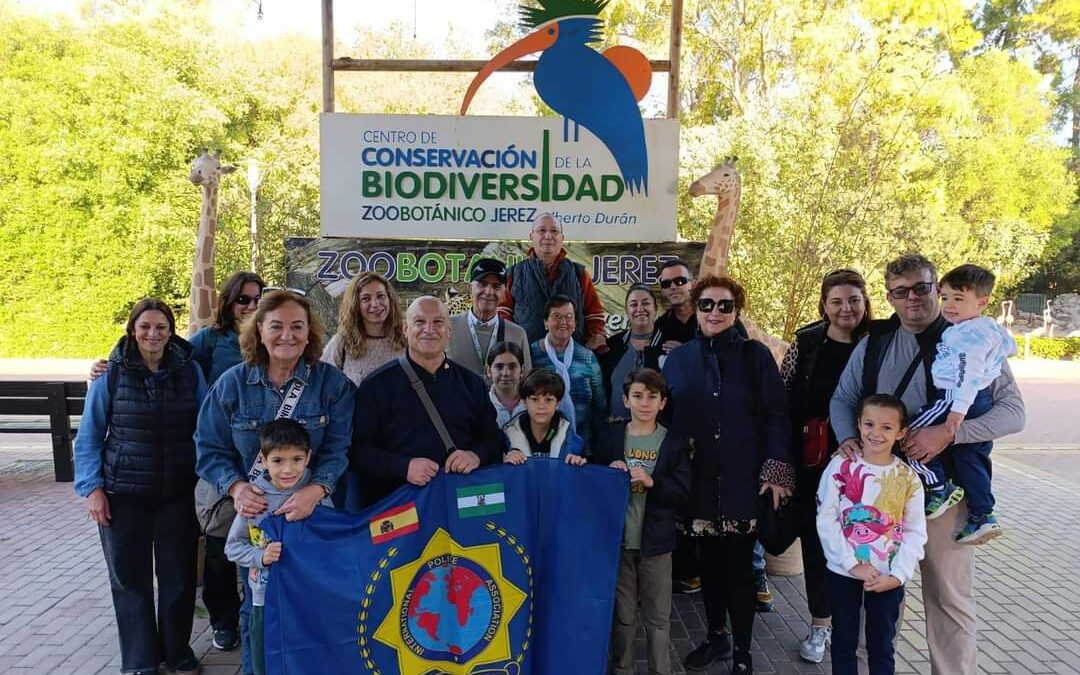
<box><xmin>223</xmin><ymin>469</ymin><xmax>332</xmax><ymax>606</ymax></box>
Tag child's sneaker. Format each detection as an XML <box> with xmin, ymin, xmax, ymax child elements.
<box><xmin>956</xmin><ymin>512</ymin><xmax>1003</xmax><ymax>545</ymax></box>
<box><xmin>925</xmin><ymin>481</ymin><xmax>965</xmax><ymax>520</ymax></box>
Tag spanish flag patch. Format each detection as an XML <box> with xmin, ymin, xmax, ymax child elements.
<box><xmin>369</xmin><ymin>502</ymin><xmax>419</xmax><ymax>544</ymax></box>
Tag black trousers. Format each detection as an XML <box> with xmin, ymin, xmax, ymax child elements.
<box><xmin>672</xmin><ymin>529</ymin><xmax>700</xmax><ymax>581</ymax></box>
<box><xmin>99</xmin><ymin>492</ymin><xmax>199</xmax><ymax>672</ymax></box>
<box><xmin>827</xmin><ymin>571</ymin><xmax>904</xmax><ymax>675</ymax></box>
<box><xmin>202</xmin><ymin>534</ymin><xmax>240</xmax><ymax>631</ymax></box>
<box><xmin>700</xmin><ymin>534</ymin><xmax>756</xmax><ymax>652</ymax></box>
<box><xmin>796</xmin><ymin>466</ymin><xmax>831</xmax><ymax>619</ymax></box>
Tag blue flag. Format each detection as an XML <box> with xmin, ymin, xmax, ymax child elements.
<box><xmin>262</xmin><ymin>460</ymin><xmax>629</xmax><ymax>674</ymax></box>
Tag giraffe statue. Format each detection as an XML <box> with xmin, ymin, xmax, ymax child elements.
<box><xmin>187</xmin><ymin>150</ymin><xmax>236</xmax><ymax>336</ymax></box>
<box><xmin>689</xmin><ymin>158</ymin><xmax>790</xmax><ymax>365</ymax></box>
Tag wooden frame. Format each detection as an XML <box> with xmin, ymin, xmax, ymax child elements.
<box><xmin>320</xmin><ymin>0</ymin><xmax>685</xmax><ymax>118</ymax></box>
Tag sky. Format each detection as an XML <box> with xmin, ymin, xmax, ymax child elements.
<box><xmin>13</xmin><ymin>0</ymin><xmax>507</xmax><ymax>51</ymax></box>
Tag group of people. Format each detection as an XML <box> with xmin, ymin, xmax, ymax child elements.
<box><xmin>73</xmin><ymin>212</ymin><xmax>1024</xmax><ymax>675</ymax></box>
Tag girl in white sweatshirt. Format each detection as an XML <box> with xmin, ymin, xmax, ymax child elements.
<box><xmin>817</xmin><ymin>394</ymin><xmax>927</xmax><ymax>675</ymax></box>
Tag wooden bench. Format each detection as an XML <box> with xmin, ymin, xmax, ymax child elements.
<box><xmin>0</xmin><ymin>381</ymin><xmax>86</xmax><ymax>482</ymax></box>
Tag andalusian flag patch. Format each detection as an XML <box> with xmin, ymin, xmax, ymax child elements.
<box><xmin>369</xmin><ymin>502</ymin><xmax>419</xmax><ymax>544</ymax></box>
<box><xmin>456</xmin><ymin>483</ymin><xmax>506</xmax><ymax>518</ymax></box>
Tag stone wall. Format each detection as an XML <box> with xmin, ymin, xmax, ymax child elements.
<box><xmin>1011</xmin><ymin>293</ymin><xmax>1080</xmax><ymax>336</ymax></box>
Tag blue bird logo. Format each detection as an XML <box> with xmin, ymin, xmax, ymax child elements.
<box><xmin>460</xmin><ymin>0</ymin><xmax>652</xmax><ymax>195</ymax></box>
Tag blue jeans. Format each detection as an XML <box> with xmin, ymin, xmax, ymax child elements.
<box><xmin>907</xmin><ymin>387</ymin><xmax>995</xmax><ymax>516</ymax></box>
<box><xmin>827</xmin><ymin>570</ymin><xmax>904</xmax><ymax>674</ymax></box>
<box><xmin>239</xmin><ymin>566</ymin><xmax>254</xmax><ymax>674</ymax></box>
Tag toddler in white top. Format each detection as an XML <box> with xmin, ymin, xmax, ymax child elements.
<box><xmin>907</xmin><ymin>264</ymin><xmax>1015</xmax><ymax>545</ymax></box>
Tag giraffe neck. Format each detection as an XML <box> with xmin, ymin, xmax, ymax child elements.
<box><xmin>188</xmin><ymin>182</ymin><xmax>219</xmax><ymax>336</ymax></box>
<box><xmin>701</xmin><ymin>189</ymin><xmax>740</xmax><ymax>277</ymax></box>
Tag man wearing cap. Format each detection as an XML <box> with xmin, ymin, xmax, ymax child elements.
<box><xmin>448</xmin><ymin>258</ymin><xmax>532</xmax><ymax>382</ymax></box>
<box><xmin>499</xmin><ymin>213</ymin><xmax>607</xmax><ymax>350</ymax></box>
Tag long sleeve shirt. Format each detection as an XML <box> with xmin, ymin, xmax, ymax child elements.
<box><xmin>933</xmin><ymin>317</ymin><xmax>1017</xmax><ymax>415</ymax></box>
<box><xmin>830</xmin><ymin>322</ymin><xmax>1025</xmax><ymax>446</ymax></box>
<box><xmin>350</xmin><ymin>353</ymin><xmax>507</xmax><ymax>507</ymax></box>
<box><xmin>816</xmin><ymin>455</ymin><xmax>927</xmax><ymax>584</ymax></box>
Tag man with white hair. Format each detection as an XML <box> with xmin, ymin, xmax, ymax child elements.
<box><xmin>447</xmin><ymin>257</ymin><xmax>531</xmax><ymax>382</ymax></box>
<box><xmin>350</xmin><ymin>296</ymin><xmax>506</xmax><ymax>507</ymax></box>
<box><xmin>499</xmin><ymin>213</ymin><xmax>607</xmax><ymax>349</ymax></box>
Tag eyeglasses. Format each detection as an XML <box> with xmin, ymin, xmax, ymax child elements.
<box><xmin>886</xmin><ymin>282</ymin><xmax>934</xmax><ymax>300</ymax></box>
<box><xmin>659</xmin><ymin>276</ymin><xmax>689</xmax><ymax>289</ymax></box>
<box><xmin>234</xmin><ymin>294</ymin><xmax>261</xmax><ymax>306</ymax></box>
<box><xmin>547</xmin><ymin>312</ymin><xmax>575</xmax><ymax>324</ymax></box>
<box><xmin>262</xmin><ymin>286</ymin><xmax>307</xmax><ymax>297</ymax></box>
<box><xmin>697</xmin><ymin>298</ymin><xmax>736</xmax><ymax>314</ymax></box>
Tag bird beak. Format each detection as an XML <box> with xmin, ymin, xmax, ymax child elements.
<box><xmin>461</xmin><ymin>24</ymin><xmax>560</xmax><ymax>114</ymax></box>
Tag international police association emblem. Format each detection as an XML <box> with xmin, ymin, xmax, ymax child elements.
<box><xmin>363</xmin><ymin>527</ymin><xmax>529</xmax><ymax>674</ymax></box>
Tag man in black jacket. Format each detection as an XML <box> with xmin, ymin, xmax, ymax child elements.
<box><xmin>350</xmin><ymin>296</ymin><xmax>507</xmax><ymax>507</ymax></box>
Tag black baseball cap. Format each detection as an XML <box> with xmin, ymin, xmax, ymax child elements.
<box><xmin>470</xmin><ymin>258</ymin><xmax>507</xmax><ymax>283</ymax></box>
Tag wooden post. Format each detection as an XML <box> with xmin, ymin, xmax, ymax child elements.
<box><xmin>47</xmin><ymin>382</ymin><xmax>74</xmax><ymax>482</ymax></box>
<box><xmin>322</xmin><ymin>0</ymin><xmax>334</xmax><ymax>113</ymax></box>
<box><xmin>667</xmin><ymin>0</ymin><xmax>684</xmax><ymax>119</ymax></box>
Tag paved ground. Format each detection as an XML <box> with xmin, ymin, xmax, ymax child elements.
<box><xmin>2</xmin><ymin>358</ymin><xmax>1078</xmax><ymax>674</ymax></box>
<box><xmin>1</xmin><ymin>442</ymin><xmax>1079</xmax><ymax>675</ymax></box>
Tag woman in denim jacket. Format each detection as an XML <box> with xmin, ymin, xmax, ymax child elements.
<box><xmin>195</xmin><ymin>290</ymin><xmax>355</xmax><ymax>674</ymax></box>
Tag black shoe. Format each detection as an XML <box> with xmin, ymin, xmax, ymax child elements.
<box><xmin>753</xmin><ymin>570</ymin><xmax>774</xmax><ymax>612</ymax></box>
<box><xmin>212</xmin><ymin>627</ymin><xmax>239</xmax><ymax>651</ymax></box>
<box><xmin>733</xmin><ymin>647</ymin><xmax>753</xmax><ymax>673</ymax></box>
<box><xmin>684</xmin><ymin>632</ymin><xmax>732</xmax><ymax>671</ymax></box>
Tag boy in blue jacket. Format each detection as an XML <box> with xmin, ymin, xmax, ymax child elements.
<box><xmin>224</xmin><ymin>419</ymin><xmax>332</xmax><ymax>675</ymax></box>
<box><xmin>594</xmin><ymin>368</ymin><xmax>691</xmax><ymax>675</ymax></box>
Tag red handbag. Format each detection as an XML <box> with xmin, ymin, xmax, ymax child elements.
<box><xmin>801</xmin><ymin>418</ymin><xmax>830</xmax><ymax>469</ymax></box>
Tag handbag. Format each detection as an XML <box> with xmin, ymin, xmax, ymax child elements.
<box><xmin>800</xmin><ymin>417</ymin><xmax>830</xmax><ymax>469</ymax></box>
<box><xmin>757</xmin><ymin>490</ymin><xmax>799</xmax><ymax>556</ymax></box>
<box><xmin>194</xmin><ymin>379</ymin><xmax>307</xmax><ymax>538</ymax></box>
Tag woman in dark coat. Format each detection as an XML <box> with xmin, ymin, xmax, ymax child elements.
<box><xmin>74</xmin><ymin>299</ymin><xmax>208</xmax><ymax>675</ymax></box>
<box><xmin>778</xmin><ymin>269</ymin><xmax>870</xmax><ymax>664</ymax></box>
<box><xmin>662</xmin><ymin>275</ymin><xmax>794</xmax><ymax>674</ymax></box>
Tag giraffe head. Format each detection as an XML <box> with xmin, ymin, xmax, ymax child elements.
<box><xmin>688</xmin><ymin>157</ymin><xmax>740</xmax><ymax>198</ymax></box>
<box><xmin>189</xmin><ymin>150</ymin><xmax>237</xmax><ymax>188</ymax></box>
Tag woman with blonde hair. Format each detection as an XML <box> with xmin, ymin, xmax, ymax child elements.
<box><xmin>322</xmin><ymin>271</ymin><xmax>407</xmax><ymax>385</ymax></box>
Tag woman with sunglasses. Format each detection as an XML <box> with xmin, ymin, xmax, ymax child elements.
<box><xmin>661</xmin><ymin>275</ymin><xmax>793</xmax><ymax>674</ymax></box>
<box><xmin>778</xmin><ymin>269</ymin><xmax>871</xmax><ymax>664</ymax></box>
<box><xmin>599</xmin><ymin>284</ymin><xmax>666</xmax><ymax>419</ymax></box>
<box><xmin>195</xmin><ymin>290</ymin><xmax>355</xmax><ymax>674</ymax></box>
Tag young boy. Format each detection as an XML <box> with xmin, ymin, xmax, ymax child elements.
<box><xmin>503</xmin><ymin>368</ymin><xmax>586</xmax><ymax>465</ymax></box>
<box><xmin>224</xmin><ymin>419</ymin><xmax>332</xmax><ymax>675</ymax></box>
<box><xmin>817</xmin><ymin>394</ymin><xmax>926</xmax><ymax>675</ymax></box>
<box><xmin>906</xmin><ymin>264</ymin><xmax>1016</xmax><ymax>543</ymax></box>
<box><xmin>593</xmin><ymin>368</ymin><xmax>690</xmax><ymax>675</ymax></box>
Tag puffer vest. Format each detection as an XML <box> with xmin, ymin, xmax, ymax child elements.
<box><xmin>509</xmin><ymin>254</ymin><xmax>586</xmax><ymax>343</ymax></box>
<box><xmin>103</xmin><ymin>336</ymin><xmax>200</xmax><ymax>501</ymax></box>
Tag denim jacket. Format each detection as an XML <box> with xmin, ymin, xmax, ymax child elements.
<box><xmin>195</xmin><ymin>359</ymin><xmax>356</xmax><ymax>495</ymax></box>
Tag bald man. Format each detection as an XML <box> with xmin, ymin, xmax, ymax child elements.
<box><xmin>350</xmin><ymin>296</ymin><xmax>507</xmax><ymax>506</ymax></box>
<box><xmin>499</xmin><ymin>213</ymin><xmax>607</xmax><ymax>349</ymax></box>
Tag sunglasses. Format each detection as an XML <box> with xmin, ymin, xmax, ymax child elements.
<box><xmin>697</xmin><ymin>298</ymin><xmax>736</xmax><ymax>314</ymax></box>
<box><xmin>659</xmin><ymin>276</ymin><xmax>689</xmax><ymax>289</ymax></box>
<box><xmin>886</xmin><ymin>281</ymin><xmax>935</xmax><ymax>300</ymax></box>
<box><xmin>234</xmin><ymin>294</ymin><xmax>261</xmax><ymax>307</ymax></box>
<box><xmin>262</xmin><ymin>286</ymin><xmax>308</xmax><ymax>297</ymax></box>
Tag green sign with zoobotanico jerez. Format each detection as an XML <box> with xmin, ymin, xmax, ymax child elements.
<box><xmin>285</xmin><ymin>238</ymin><xmax>703</xmax><ymax>335</ymax></box>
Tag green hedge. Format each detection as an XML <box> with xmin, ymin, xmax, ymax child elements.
<box><xmin>1014</xmin><ymin>336</ymin><xmax>1080</xmax><ymax>360</ymax></box>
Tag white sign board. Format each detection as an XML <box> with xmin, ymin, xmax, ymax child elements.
<box><xmin>320</xmin><ymin>114</ymin><xmax>679</xmax><ymax>242</ymax></box>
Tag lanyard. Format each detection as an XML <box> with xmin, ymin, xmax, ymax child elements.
<box><xmin>247</xmin><ymin>378</ymin><xmax>306</xmax><ymax>483</ymax></box>
<box><xmin>467</xmin><ymin>312</ymin><xmax>502</xmax><ymax>367</ymax></box>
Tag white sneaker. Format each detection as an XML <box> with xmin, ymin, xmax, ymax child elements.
<box><xmin>799</xmin><ymin>625</ymin><xmax>831</xmax><ymax>663</ymax></box>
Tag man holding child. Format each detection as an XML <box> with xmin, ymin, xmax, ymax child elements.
<box><xmin>830</xmin><ymin>253</ymin><xmax>1025</xmax><ymax>674</ymax></box>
